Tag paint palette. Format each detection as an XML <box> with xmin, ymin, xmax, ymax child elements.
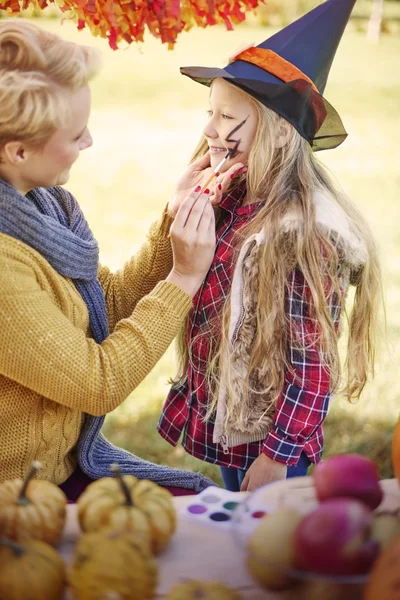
<box><xmin>181</xmin><ymin>487</ymin><xmax>272</xmax><ymax>531</ymax></box>
<box><xmin>181</xmin><ymin>488</ymin><xmax>242</xmax><ymax>530</ymax></box>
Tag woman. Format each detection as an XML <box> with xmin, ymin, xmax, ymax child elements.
<box><xmin>0</xmin><ymin>19</ymin><xmax>240</xmax><ymax>499</ymax></box>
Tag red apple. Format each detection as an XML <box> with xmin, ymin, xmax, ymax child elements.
<box><xmin>294</xmin><ymin>498</ymin><xmax>379</xmax><ymax>576</ymax></box>
<box><xmin>313</xmin><ymin>454</ymin><xmax>383</xmax><ymax>510</ymax></box>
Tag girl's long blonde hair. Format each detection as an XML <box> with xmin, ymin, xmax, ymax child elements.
<box><xmin>173</xmin><ymin>80</ymin><xmax>382</xmax><ymax>418</ymax></box>
<box><xmin>0</xmin><ymin>19</ymin><xmax>100</xmax><ymax>151</ymax></box>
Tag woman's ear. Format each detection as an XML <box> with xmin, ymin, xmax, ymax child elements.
<box><xmin>276</xmin><ymin>120</ymin><xmax>292</xmax><ymax>149</ymax></box>
<box><xmin>2</xmin><ymin>141</ymin><xmax>28</xmax><ymax>166</ymax></box>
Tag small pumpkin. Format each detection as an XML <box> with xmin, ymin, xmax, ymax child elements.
<box><xmin>164</xmin><ymin>580</ymin><xmax>242</xmax><ymax>599</ymax></box>
<box><xmin>392</xmin><ymin>416</ymin><xmax>400</xmax><ymax>484</ymax></box>
<box><xmin>77</xmin><ymin>463</ymin><xmax>176</xmax><ymax>553</ymax></box>
<box><xmin>364</xmin><ymin>534</ymin><xmax>400</xmax><ymax>600</ymax></box>
<box><xmin>0</xmin><ymin>536</ymin><xmax>66</xmax><ymax>600</ymax></box>
<box><xmin>0</xmin><ymin>461</ymin><xmax>67</xmax><ymax>546</ymax></box>
<box><xmin>69</xmin><ymin>528</ymin><xmax>158</xmax><ymax>600</ymax></box>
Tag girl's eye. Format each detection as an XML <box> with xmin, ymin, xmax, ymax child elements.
<box><xmin>206</xmin><ymin>110</ymin><xmax>233</xmax><ymax>120</ymax></box>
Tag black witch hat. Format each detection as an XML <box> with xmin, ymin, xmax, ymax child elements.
<box><xmin>181</xmin><ymin>0</ymin><xmax>356</xmax><ymax>151</ymax></box>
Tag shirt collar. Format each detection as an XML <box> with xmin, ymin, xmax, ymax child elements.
<box><xmin>219</xmin><ymin>182</ymin><xmax>263</xmax><ymax>216</ymax></box>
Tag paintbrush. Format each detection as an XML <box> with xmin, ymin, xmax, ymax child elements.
<box><xmin>167</xmin><ymin>142</ymin><xmax>240</xmax><ymax>239</ymax></box>
<box><xmin>200</xmin><ymin>142</ymin><xmax>239</xmax><ymax>194</ymax></box>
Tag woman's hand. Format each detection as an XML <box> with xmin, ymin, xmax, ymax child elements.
<box><xmin>168</xmin><ymin>153</ymin><xmax>247</xmax><ymax>217</ymax></box>
<box><xmin>166</xmin><ymin>187</ymin><xmax>216</xmax><ymax>297</ymax></box>
<box><xmin>240</xmin><ymin>453</ymin><xmax>287</xmax><ymax>492</ymax></box>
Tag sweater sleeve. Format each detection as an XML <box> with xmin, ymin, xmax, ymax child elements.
<box><xmin>98</xmin><ymin>208</ymin><xmax>174</xmax><ymax>332</ymax></box>
<box><xmin>0</xmin><ymin>243</ymin><xmax>191</xmax><ymax>417</ymax></box>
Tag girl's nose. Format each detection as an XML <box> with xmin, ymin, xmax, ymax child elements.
<box><xmin>79</xmin><ymin>128</ymin><xmax>93</xmax><ymax>151</ymax></box>
<box><xmin>203</xmin><ymin>119</ymin><xmax>218</xmax><ymax>140</ymax></box>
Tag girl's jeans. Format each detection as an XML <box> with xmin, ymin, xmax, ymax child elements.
<box><xmin>220</xmin><ymin>452</ymin><xmax>311</xmax><ymax>492</ymax></box>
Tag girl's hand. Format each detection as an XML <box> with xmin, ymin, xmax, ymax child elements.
<box><xmin>168</xmin><ymin>153</ymin><xmax>247</xmax><ymax>217</ymax></box>
<box><xmin>166</xmin><ymin>187</ymin><xmax>216</xmax><ymax>297</ymax></box>
<box><xmin>240</xmin><ymin>453</ymin><xmax>287</xmax><ymax>492</ymax></box>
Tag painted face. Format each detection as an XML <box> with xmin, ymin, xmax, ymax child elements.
<box><xmin>203</xmin><ymin>78</ymin><xmax>258</xmax><ymax>173</ymax></box>
<box><xmin>21</xmin><ymin>85</ymin><xmax>93</xmax><ymax>191</ymax></box>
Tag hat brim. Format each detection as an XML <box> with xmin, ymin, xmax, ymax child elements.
<box><xmin>180</xmin><ymin>66</ymin><xmax>234</xmax><ymax>85</ymax></box>
<box><xmin>180</xmin><ymin>66</ymin><xmax>347</xmax><ymax>152</ymax></box>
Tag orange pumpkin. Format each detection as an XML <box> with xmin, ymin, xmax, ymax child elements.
<box><xmin>0</xmin><ymin>536</ymin><xmax>66</xmax><ymax>599</ymax></box>
<box><xmin>0</xmin><ymin>461</ymin><xmax>67</xmax><ymax>546</ymax></box>
<box><xmin>364</xmin><ymin>534</ymin><xmax>400</xmax><ymax>600</ymax></box>
<box><xmin>77</xmin><ymin>463</ymin><xmax>176</xmax><ymax>554</ymax></box>
<box><xmin>392</xmin><ymin>416</ymin><xmax>400</xmax><ymax>483</ymax></box>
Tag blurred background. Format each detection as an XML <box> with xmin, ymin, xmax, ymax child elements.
<box><xmin>3</xmin><ymin>0</ymin><xmax>399</xmax><ymax>483</ymax></box>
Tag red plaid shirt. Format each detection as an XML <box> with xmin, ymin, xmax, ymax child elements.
<box><xmin>158</xmin><ymin>188</ymin><xmax>341</xmax><ymax>469</ymax></box>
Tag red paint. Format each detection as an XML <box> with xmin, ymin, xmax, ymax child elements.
<box><xmin>252</xmin><ymin>511</ymin><xmax>267</xmax><ymax>519</ymax></box>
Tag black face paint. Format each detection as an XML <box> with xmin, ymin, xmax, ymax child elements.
<box><xmin>225</xmin><ymin>116</ymin><xmax>249</xmax><ymax>159</ymax></box>
<box><xmin>224</xmin><ymin>139</ymin><xmax>240</xmax><ymax>160</ymax></box>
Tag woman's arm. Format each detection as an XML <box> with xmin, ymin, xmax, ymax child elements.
<box><xmin>0</xmin><ymin>190</ymin><xmax>216</xmax><ymax>417</ymax></box>
<box><xmin>98</xmin><ymin>208</ymin><xmax>174</xmax><ymax>332</ymax></box>
<box><xmin>0</xmin><ymin>246</ymin><xmax>192</xmax><ymax>416</ymax></box>
<box><xmin>99</xmin><ymin>151</ymin><xmax>244</xmax><ymax>332</ymax></box>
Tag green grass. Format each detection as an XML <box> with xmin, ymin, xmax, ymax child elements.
<box><xmin>24</xmin><ymin>15</ymin><xmax>400</xmax><ymax>483</ymax></box>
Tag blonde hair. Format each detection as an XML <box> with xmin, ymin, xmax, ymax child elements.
<box><xmin>0</xmin><ymin>19</ymin><xmax>101</xmax><ymax>150</ymax></box>
<box><xmin>174</xmin><ymin>79</ymin><xmax>382</xmax><ymax>420</ymax></box>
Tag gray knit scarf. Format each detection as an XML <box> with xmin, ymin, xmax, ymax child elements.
<box><xmin>0</xmin><ymin>179</ymin><xmax>213</xmax><ymax>492</ymax></box>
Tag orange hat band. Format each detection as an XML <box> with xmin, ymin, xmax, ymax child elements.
<box><xmin>232</xmin><ymin>48</ymin><xmax>319</xmax><ymax>95</ymax></box>
<box><xmin>231</xmin><ymin>46</ymin><xmax>327</xmax><ymax>132</ymax></box>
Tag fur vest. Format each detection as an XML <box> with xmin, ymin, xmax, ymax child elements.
<box><xmin>213</xmin><ymin>190</ymin><xmax>368</xmax><ymax>450</ymax></box>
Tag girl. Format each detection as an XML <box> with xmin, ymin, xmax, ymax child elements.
<box><xmin>0</xmin><ymin>19</ymin><xmax>246</xmax><ymax>499</ymax></box>
<box><xmin>158</xmin><ymin>0</ymin><xmax>382</xmax><ymax>492</ymax></box>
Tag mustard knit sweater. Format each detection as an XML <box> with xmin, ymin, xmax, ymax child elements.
<box><xmin>0</xmin><ymin>210</ymin><xmax>192</xmax><ymax>485</ymax></box>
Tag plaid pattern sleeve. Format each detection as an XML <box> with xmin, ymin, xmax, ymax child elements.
<box><xmin>262</xmin><ymin>268</ymin><xmax>340</xmax><ymax>466</ymax></box>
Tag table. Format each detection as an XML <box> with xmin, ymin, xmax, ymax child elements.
<box><xmin>60</xmin><ymin>477</ymin><xmax>400</xmax><ymax>599</ymax></box>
